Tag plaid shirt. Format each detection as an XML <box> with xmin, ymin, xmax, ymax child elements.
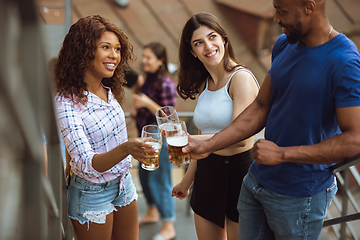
<box><xmin>136</xmin><ymin>73</ymin><xmax>177</xmax><ymax>135</ymax></box>
<box><xmin>55</xmin><ymin>86</ymin><xmax>132</xmax><ymax>183</ymax></box>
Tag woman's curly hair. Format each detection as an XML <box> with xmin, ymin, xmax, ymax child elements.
<box><xmin>55</xmin><ymin>15</ymin><xmax>135</xmax><ymax>105</ymax></box>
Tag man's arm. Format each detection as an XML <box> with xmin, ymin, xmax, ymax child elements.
<box><xmin>184</xmin><ymin>73</ymin><xmax>272</xmax><ymax>159</ymax></box>
<box><xmin>253</xmin><ymin>106</ymin><xmax>360</xmax><ymax>165</ymax></box>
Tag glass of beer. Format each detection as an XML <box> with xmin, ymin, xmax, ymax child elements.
<box><xmin>156</xmin><ymin>106</ymin><xmax>180</xmax><ymax>136</ymax></box>
<box><xmin>141</xmin><ymin>125</ymin><xmax>162</xmax><ymax>171</ymax></box>
<box><xmin>165</xmin><ymin>121</ymin><xmax>190</xmax><ymax>167</ymax></box>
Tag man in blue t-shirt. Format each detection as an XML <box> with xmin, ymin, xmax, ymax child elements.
<box><xmin>180</xmin><ymin>0</ymin><xmax>360</xmax><ymax>239</ymax></box>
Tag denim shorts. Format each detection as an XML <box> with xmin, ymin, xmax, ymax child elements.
<box><xmin>67</xmin><ymin>171</ymin><xmax>138</xmax><ymax>225</ymax></box>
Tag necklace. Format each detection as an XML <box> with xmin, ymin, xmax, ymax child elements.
<box><xmin>326</xmin><ymin>26</ymin><xmax>333</xmax><ymax>40</ymax></box>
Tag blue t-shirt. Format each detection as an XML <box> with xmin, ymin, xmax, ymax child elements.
<box><xmin>251</xmin><ymin>33</ymin><xmax>360</xmax><ymax>197</ymax></box>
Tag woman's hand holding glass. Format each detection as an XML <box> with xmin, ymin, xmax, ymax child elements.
<box><xmin>126</xmin><ymin>138</ymin><xmax>159</xmax><ymax>166</ymax></box>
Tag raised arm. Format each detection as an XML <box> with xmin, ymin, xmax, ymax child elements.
<box><xmin>132</xmin><ymin>93</ymin><xmax>162</xmax><ymax>115</ymax></box>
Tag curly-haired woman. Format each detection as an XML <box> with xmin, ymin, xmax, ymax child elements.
<box><xmin>54</xmin><ymin>15</ymin><xmax>157</xmax><ymax>240</ymax></box>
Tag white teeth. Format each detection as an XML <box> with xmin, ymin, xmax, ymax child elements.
<box><xmin>104</xmin><ymin>63</ymin><xmax>115</xmax><ymax>67</ymax></box>
<box><xmin>206</xmin><ymin>51</ymin><xmax>216</xmax><ymax>57</ymax></box>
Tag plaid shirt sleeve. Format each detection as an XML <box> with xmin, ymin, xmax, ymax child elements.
<box><xmin>158</xmin><ymin>76</ymin><xmax>178</xmax><ymax>107</ymax></box>
<box><xmin>55</xmin><ymin>97</ymin><xmax>99</xmax><ymax>178</ymax></box>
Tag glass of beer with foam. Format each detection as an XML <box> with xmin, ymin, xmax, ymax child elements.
<box><xmin>165</xmin><ymin>121</ymin><xmax>190</xmax><ymax>167</ymax></box>
<box><xmin>141</xmin><ymin>125</ymin><xmax>162</xmax><ymax>171</ymax></box>
<box><xmin>155</xmin><ymin>106</ymin><xmax>179</xmax><ymax>136</ymax></box>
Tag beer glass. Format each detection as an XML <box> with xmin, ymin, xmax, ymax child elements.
<box><xmin>155</xmin><ymin>106</ymin><xmax>180</xmax><ymax>136</ymax></box>
<box><xmin>165</xmin><ymin>121</ymin><xmax>190</xmax><ymax>167</ymax></box>
<box><xmin>141</xmin><ymin>125</ymin><xmax>162</xmax><ymax>171</ymax></box>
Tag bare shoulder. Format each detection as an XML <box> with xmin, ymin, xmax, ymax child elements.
<box><xmin>232</xmin><ymin>68</ymin><xmax>258</xmax><ymax>85</ymax></box>
<box><xmin>229</xmin><ymin>68</ymin><xmax>259</xmax><ymax>97</ymax></box>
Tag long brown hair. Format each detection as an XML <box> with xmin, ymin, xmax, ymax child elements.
<box><xmin>55</xmin><ymin>15</ymin><xmax>135</xmax><ymax>105</ymax></box>
<box><xmin>177</xmin><ymin>12</ymin><xmax>243</xmax><ymax>100</ymax></box>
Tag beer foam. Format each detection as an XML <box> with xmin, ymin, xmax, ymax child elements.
<box><xmin>145</xmin><ymin>141</ymin><xmax>162</xmax><ymax>150</ymax></box>
<box><xmin>166</xmin><ymin>136</ymin><xmax>188</xmax><ymax>147</ymax></box>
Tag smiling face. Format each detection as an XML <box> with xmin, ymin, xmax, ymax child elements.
<box><xmin>190</xmin><ymin>25</ymin><xmax>225</xmax><ymax>67</ymax></box>
<box><xmin>86</xmin><ymin>31</ymin><xmax>121</xmax><ymax>80</ymax></box>
<box><xmin>141</xmin><ymin>47</ymin><xmax>163</xmax><ymax>74</ymax></box>
<box><xmin>273</xmin><ymin>0</ymin><xmax>304</xmax><ymax>44</ymax></box>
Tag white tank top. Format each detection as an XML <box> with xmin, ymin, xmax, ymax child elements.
<box><xmin>193</xmin><ymin>68</ymin><xmax>258</xmax><ymax>134</ymax></box>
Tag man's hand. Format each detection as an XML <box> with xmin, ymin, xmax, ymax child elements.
<box><xmin>182</xmin><ymin>136</ymin><xmax>210</xmax><ymax>160</ymax></box>
<box><xmin>169</xmin><ymin>136</ymin><xmax>210</xmax><ymax>161</ymax></box>
<box><xmin>252</xmin><ymin>139</ymin><xmax>284</xmax><ymax>165</ymax></box>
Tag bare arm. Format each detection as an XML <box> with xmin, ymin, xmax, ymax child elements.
<box><xmin>171</xmin><ymin>159</ymin><xmax>197</xmax><ymax>199</ymax></box>
<box><xmin>184</xmin><ymin>73</ymin><xmax>272</xmax><ymax>159</ymax></box>
<box><xmin>92</xmin><ymin>138</ymin><xmax>157</xmax><ymax>172</ymax></box>
<box><xmin>228</xmin><ymin>69</ymin><xmax>259</xmax><ymax>149</ymax></box>
<box><xmin>253</xmin><ymin>106</ymin><xmax>360</xmax><ymax>165</ymax></box>
<box><xmin>172</xmin><ymin>130</ymin><xmax>200</xmax><ymax>199</ymax></box>
<box><xmin>191</xmin><ymin>134</ymin><xmax>245</xmax><ymax>148</ymax></box>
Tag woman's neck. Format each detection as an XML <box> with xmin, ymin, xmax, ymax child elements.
<box><xmin>84</xmin><ymin>73</ymin><xmax>108</xmax><ymax>102</ymax></box>
<box><xmin>206</xmin><ymin>59</ymin><xmax>237</xmax><ymax>84</ymax></box>
<box><xmin>206</xmin><ymin>65</ymin><xmax>227</xmax><ymax>86</ymax></box>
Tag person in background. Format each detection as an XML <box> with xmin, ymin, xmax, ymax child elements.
<box><xmin>180</xmin><ymin>0</ymin><xmax>360</xmax><ymax>239</ymax></box>
<box><xmin>132</xmin><ymin>42</ymin><xmax>177</xmax><ymax>240</ymax></box>
<box><xmin>171</xmin><ymin>12</ymin><xmax>259</xmax><ymax>240</ymax></box>
<box><xmin>54</xmin><ymin>15</ymin><xmax>157</xmax><ymax>240</ymax></box>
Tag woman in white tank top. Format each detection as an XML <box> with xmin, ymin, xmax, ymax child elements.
<box><xmin>171</xmin><ymin>12</ymin><xmax>259</xmax><ymax>240</ymax></box>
